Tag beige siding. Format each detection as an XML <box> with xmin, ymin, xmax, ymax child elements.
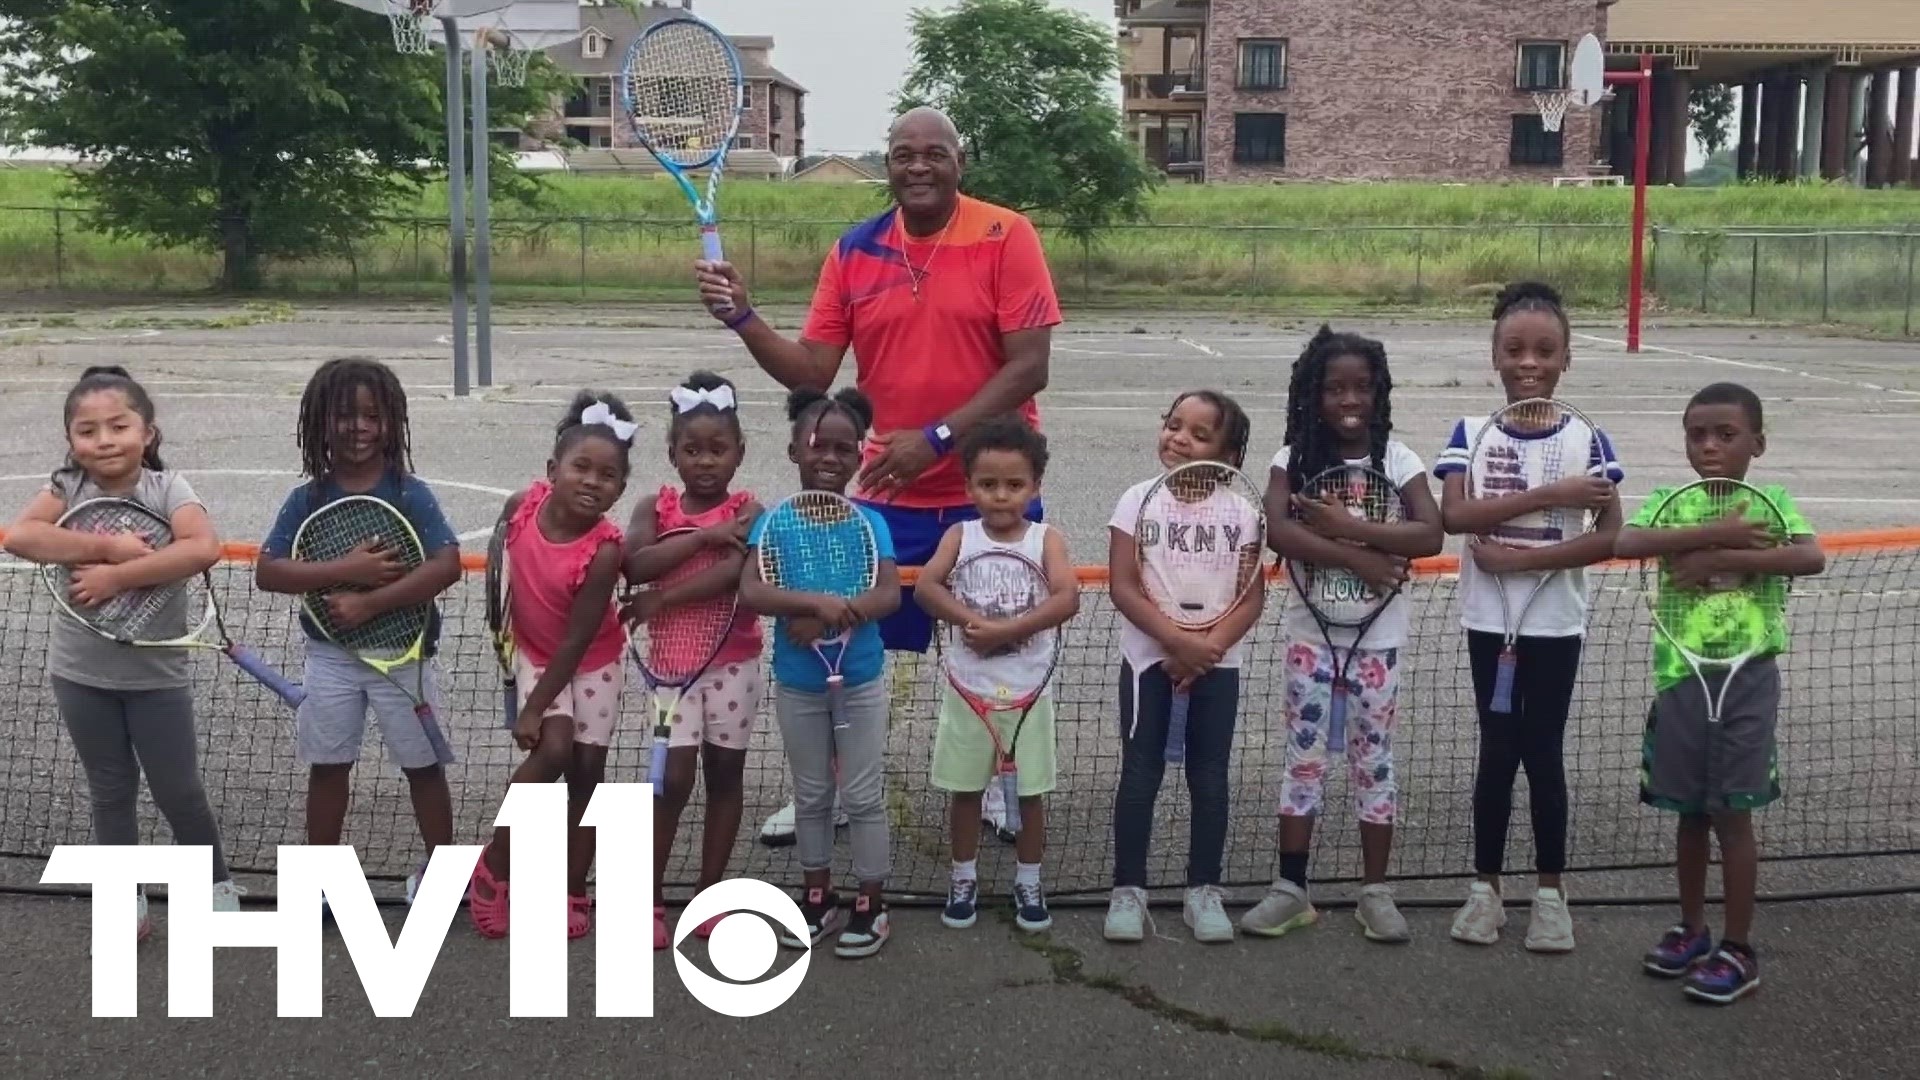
<box><xmin>1610</xmin><ymin>0</ymin><xmax>1920</xmax><ymax>46</ymax></box>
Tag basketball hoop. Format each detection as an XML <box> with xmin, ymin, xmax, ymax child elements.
<box><xmin>385</xmin><ymin>0</ymin><xmax>434</xmax><ymax>54</ymax></box>
<box><xmin>483</xmin><ymin>28</ymin><xmax>533</xmax><ymax>87</ymax></box>
<box><xmin>1533</xmin><ymin>90</ymin><xmax>1575</xmax><ymax>133</ymax></box>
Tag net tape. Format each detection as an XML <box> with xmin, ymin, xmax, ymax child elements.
<box><xmin>1</xmin><ymin>539</ymin><xmax>1916</xmax><ymax>898</ymax></box>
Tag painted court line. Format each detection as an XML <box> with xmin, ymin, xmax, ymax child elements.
<box><xmin>1177</xmin><ymin>337</ymin><xmax>1221</xmax><ymax>356</ymax></box>
<box><xmin>1574</xmin><ymin>333</ymin><xmax>1920</xmax><ymax>398</ymax></box>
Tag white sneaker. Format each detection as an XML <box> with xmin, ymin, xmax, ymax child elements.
<box><xmin>757</xmin><ymin>798</ymin><xmax>848</xmax><ymax>847</ymax></box>
<box><xmin>210</xmin><ymin>880</ymin><xmax>248</xmax><ymax>913</ymax></box>
<box><xmin>1240</xmin><ymin>879</ymin><xmax>1317</xmax><ymax>938</ymax></box>
<box><xmin>1450</xmin><ymin>881</ymin><xmax>1507</xmax><ymax>945</ymax></box>
<box><xmin>136</xmin><ymin>888</ymin><xmax>153</xmax><ymax>942</ymax></box>
<box><xmin>1183</xmin><ymin>885</ymin><xmax>1235</xmax><ymax>944</ymax></box>
<box><xmin>1525</xmin><ymin>886</ymin><xmax>1576</xmax><ymax>953</ymax></box>
<box><xmin>1103</xmin><ymin>886</ymin><xmax>1152</xmax><ymax>943</ymax></box>
<box><xmin>1355</xmin><ymin>883</ymin><xmax>1411</xmax><ymax>943</ymax></box>
<box><xmin>981</xmin><ymin>782</ymin><xmax>1013</xmax><ymax>843</ymax></box>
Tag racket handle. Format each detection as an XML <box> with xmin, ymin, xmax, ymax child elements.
<box><xmin>1490</xmin><ymin>647</ymin><xmax>1518</xmax><ymax>715</ymax></box>
<box><xmin>413</xmin><ymin>702</ymin><xmax>454</xmax><ymax>764</ymax></box>
<box><xmin>1000</xmin><ymin>770</ymin><xmax>1023</xmax><ymax>835</ymax></box>
<box><xmin>1327</xmin><ymin>687</ymin><xmax>1348</xmax><ymax>751</ymax></box>
<box><xmin>700</xmin><ymin>226</ymin><xmax>734</xmax><ymax>317</ymax></box>
<box><xmin>648</xmin><ymin>737</ymin><xmax>669</xmax><ymax>793</ymax></box>
<box><xmin>827</xmin><ymin>674</ymin><xmax>847</xmax><ymax>731</ymax></box>
<box><xmin>501</xmin><ymin>679</ymin><xmax>519</xmax><ymax>732</ymax></box>
<box><xmin>1164</xmin><ymin>687</ymin><xmax>1191</xmax><ymax>765</ymax></box>
<box><xmin>225</xmin><ymin>645</ymin><xmax>306</xmax><ymax>709</ymax></box>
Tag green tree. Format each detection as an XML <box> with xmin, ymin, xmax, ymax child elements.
<box><xmin>898</xmin><ymin>0</ymin><xmax>1156</xmax><ymax>234</ymax></box>
<box><xmin>1690</xmin><ymin>83</ymin><xmax>1739</xmax><ymax>156</ymax></box>
<box><xmin>0</xmin><ymin>0</ymin><xmax>567</xmax><ymax>290</ymax></box>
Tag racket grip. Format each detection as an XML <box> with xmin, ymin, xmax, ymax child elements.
<box><xmin>1327</xmin><ymin>689</ymin><xmax>1348</xmax><ymax>751</ymax></box>
<box><xmin>1490</xmin><ymin>650</ymin><xmax>1518</xmax><ymax>714</ymax></box>
<box><xmin>827</xmin><ymin>675</ymin><xmax>847</xmax><ymax>731</ymax></box>
<box><xmin>1164</xmin><ymin>688</ymin><xmax>1190</xmax><ymax>765</ymax></box>
<box><xmin>413</xmin><ymin>703</ymin><xmax>454</xmax><ymax>764</ymax></box>
<box><xmin>226</xmin><ymin>646</ymin><xmax>306</xmax><ymax>709</ymax></box>
<box><xmin>1000</xmin><ymin>771</ymin><xmax>1023</xmax><ymax>835</ymax></box>
<box><xmin>700</xmin><ymin>226</ymin><xmax>734</xmax><ymax>317</ymax></box>
<box><xmin>648</xmin><ymin>738</ymin><xmax>669</xmax><ymax>793</ymax></box>
<box><xmin>501</xmin><ymin>680</ymin><xmax>519</xmax><ymax>732</ymax></box>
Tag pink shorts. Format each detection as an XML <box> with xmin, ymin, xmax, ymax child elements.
<box><xmin>513</xmin><ymin>655</ymin><xmax>625</xmax><ymax>747</ymax></box>
<box><xmin>664</xmin><ymin>658</ymin><xmax>764</xmax><ymax>750</ymax></box>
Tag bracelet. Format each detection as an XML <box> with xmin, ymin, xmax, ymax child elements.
<box><xmin>721</xmin><ymin>306</ymin><xmax>755</xmax><ymax>331</ymax></box>
<box><xmin>923</xmin><ymin>423</ymin><xmax>952</xmax><ymax>456</ymax></box>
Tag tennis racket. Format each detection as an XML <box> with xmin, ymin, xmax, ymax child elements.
<box><xmin>618</xmin><ymin>14</ymin><xmax>745</xmax><ymax>316</ymax></box>
<box><xmin>1465</xmin><ymin>397</ymin><xmax>1610</xmax><ymax>714</ymax></box>
<box><xmin>1134</xmin><ymin>462</ymin><xmax>1268</xmax><ymax>764</ymax></box>
<box><xmin>484</xmin><ymin>514</ymin><xmax>516</xmax><ymax>732</ymax></box>
<box><xmin>42</xmin><ymin>497</ymin><xmax>304</xmax><ymax>708</ymax></box>
<box><xmin>292</xmin><ymin>495</ymin><xmax>451</xmax><ymax>761</ymax></box>
<box><xmin>1639</xmin><ymin>479</ymin><xmax>1792</xmax><ymax>725</ymax></box>
<box><xmin>1286</xmin><ymin>465</ymin><xmax>1408</xmax><ymax>750</ymax></box>
<box><xmin>629</xmin><ymin>527</ymin><xmax>740</xmax><ymax>792</ymax></box>
<box><xmin>756</xmin><ymin>491</ymin><xmax>880</xmax><ymax>729</ymax></box>
<box><xmin>935</xmin><ymin>549</ymin><xmax>1062</xmax><ymax>836</ymax></box>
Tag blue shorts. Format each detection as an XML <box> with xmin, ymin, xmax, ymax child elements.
<box><xmin>854</xmin><ymin>497</ymin><xmax>1045</xmax><ymax>653</ymax></box>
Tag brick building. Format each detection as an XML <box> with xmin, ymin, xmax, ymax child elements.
<box><xmin>1119</xmin><ymin>0</ymin><xmax>1607</xmax><ymax>182</ymax></box>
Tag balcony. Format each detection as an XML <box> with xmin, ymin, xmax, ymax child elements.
<box><xmin>1125</xmin><ymin>72</ymin><xmax>1207</xmax><ymax>104</ymax></box>
<box><xmin>1117</xmin><ymin>0</ymin><xmax>1207</xmax><ymax>27</ymax></box>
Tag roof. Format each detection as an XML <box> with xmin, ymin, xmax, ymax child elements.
<box><xmin>1118</xmin><ymin>0</ymin><xmax>1208</xmax><ymax>26</ymax></box>
<box><xmin>790</xmin><ymin>154</ymin><xmax>881</xmax><ymax>181</ymax></box>
<box><xmin>1608</xmin><ymin>0</ymin><xmax>1920</xmax><ymax>49</ymax></box>
<box><xmin>555</xmin><ymin>4</ymin><xmax>808</xmax><ymax>91</ymax></box>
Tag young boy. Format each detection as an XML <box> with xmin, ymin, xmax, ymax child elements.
<box><xmin>913</xmin><ymin>418</ymin><xmax>1079</xmax><ymax>934</ymax></box>
<box><xmin>1615</xmin><ymin>382</ymin><xmax>1824</xmax><ymax>1005</ymax></box>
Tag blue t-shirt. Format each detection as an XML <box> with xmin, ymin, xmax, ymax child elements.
<box><xmin>262</xmin><ymin>472</ymin><xmax>460</xmax><ymax>653</ymax></box>
<box><xmin>747</xmin><ymin>502</ymin><xmax>896</xmax><ymax>693</ymax></box>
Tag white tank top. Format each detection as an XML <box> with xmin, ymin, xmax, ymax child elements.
<box><xmin>944</xmin><ymin>520</ymin><xmax>1055</xmax><ymax>701</ymax></box>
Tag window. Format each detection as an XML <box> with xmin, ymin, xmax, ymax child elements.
<box><xmin>581</xmin><ymin>31</ymin><xmax>606</xmax><ymax>60</ymax></box>
<box><xmin>772</xmin><ymin>133</ymin><xmax>783</xmax><ymax>154</ymax></box>
<box><xmin>1237</xmin><ymin>39</ymin><xmax>1286</xmax><ymax>91</ymax></box>
<box><xmin>1516</xmin><ymin>42</ymin><xmax>1567</xmax><ymax>90</ymax></box>
<box><xmin>1233</xmin><ymin>113</ymin><xmax>1286</xmax><ymax>165</ymax></box>
<box><xmin>594</xmin><ymin>79</ymin><xmax>612</xmax><ymax>112</ymax></box>
<box><xmin>741</xmin><ymin>83</ymin><xmax>755</xmax><ymax>109</ymax></box>
<box><xmin>1510</xmin><ymin>114</ymin><xmax>1563</xmax><ymax>166</ymax></box>
<box><xmin>732</xmin><ymin>133</ymin><xmax>754</xmax><ymax>149</ymax></box>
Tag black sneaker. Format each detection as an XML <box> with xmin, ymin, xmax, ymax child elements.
<box><xmin>1012</xmin><ymin>880</ymin><xmax>1052</xmax><ymax>933</ymax></box>
<box><xmin>779</xmin><ymin>887</ymin><xmax>844</xmax><ymax>950</ymax></box>
<box><xmin>835</xmin><ymin>894</ymin><xmax>890</xmax><ymax>959</ymax></box>
<box><xmin>942</xmin><ymin>877</ymin><xmax>979</xmax><ymax>929</ymax></box>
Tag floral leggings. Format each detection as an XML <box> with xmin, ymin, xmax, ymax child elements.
<box><xmin>1279</xmin><ymin>640</ymin><xmax>1400</xmax><ymax>825</ymax></box>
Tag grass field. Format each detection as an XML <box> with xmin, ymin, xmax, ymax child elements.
<box><xmin>4</xmin><ymin>168</ymin><xmax>1920</xmax><ymax>331</ymax></box>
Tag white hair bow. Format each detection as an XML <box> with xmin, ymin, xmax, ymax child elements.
<box><xmin>581</xmin><ymin>401</ymin><xmax>638</xmax><ymax>441</ymax></box>
<box><xmin>670</xmin><ymin>385</ymin><xmax>737</xmax><ymax>414</ymax></box>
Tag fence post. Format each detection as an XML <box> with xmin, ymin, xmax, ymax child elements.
<box><xmin>1081</xmin><ymin>233</ymin><xmax>1092</xmax><ymax>301</ymax></box>
<box><xmin>1905</xmin><ymin>227</ymin><xmax>1916</xmax><ymax>337</ymax></box>
<box><xmin>1414</xmin><ymin>229</ymin><xmax>1424</xmax><ymax>299</ymax></box>
<box><xmin>1536</xmin><ymin>224</ymin><xmax>1545</xmax><ymax>275</ymax></box>
<box><xmin>1249</xmin><ymin>231</ymin><xmax>1261</xmax><ymax>294</ymax></box>
<box><xmin>1821</xmin><ymin>233</ymin><xmax>1831</xmax><ymax>323</ymax></box>
<box><xmin>52</xmin><ymin>208</ymin><xmax>65</xmax><ymax>289</ymax></box>
<box><xmin>412</xmin><ymin>219</ymin><xmax>422</xmax><ymax>280</ymax></box>
<box><xmin>1749</xmin><ymin>235</ymin><xmax>1760</xmax><ymax>318</ymax></box>
<box><xmin>579</xmin><ymin>218</ymin><xmax>589</xmax><ymax>298</ymax></box>
<box><xmin>748</xmin><ymin>219</ymin><xmax>759</xmax><ymax>290</ymax></box>
<box><xmin>1648</xmin><ymin>226</ymin><xmax>1660</xmax><ymax>299</ymax></box>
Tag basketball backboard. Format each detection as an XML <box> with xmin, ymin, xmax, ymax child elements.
<box><xmin>329</xmin><ymin>0</ymin><xmax>579</xmax><ymax>59</ymax></box>
<box><xmin>1570</xmin><ymin>33</ymin><xmax>1607</xmax><ymax>107</ymax></box>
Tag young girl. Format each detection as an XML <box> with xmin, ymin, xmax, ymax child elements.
<box><xmin>1433</xmin><ymin>282</ymin><xmax>1624</xmax><ymax>953</ymax></box>
<box><xmin>256</xmin><ymin>358</ymin><xmax>461</xmax><ymax>905</ymax></box>
<box><xmin>623</xmin><ymin>371</ymin><xmax>762</xmax><ymax>951</ymax></box>
<box><xmin>1104</xmin><ymin>390</ymin><xmax>1264</xmax><ymax>945</ymax></box>
<box><xmin>740</xmin><ymin>388</ymin><xmax>901</xmax><ymax>960</ymax></box>
<box><xmin>468</xmin><ymin>391</ymin><xmax>636</xmax><ymax>940</ymax></box>
<box><xmin>1251</xmin><ymin>328</ymin><xmax>1442</xmax><ymax>943</ymax></box>
<box><xmin>5</xmin><ymin>366</ymin><xmax>244</xmax><ymax>939</ymax></box>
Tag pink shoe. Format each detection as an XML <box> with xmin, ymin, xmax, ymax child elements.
<box><xmin>693</xmin><ymin>913</ymin><xmax>724</xmax><ymax>939</ymax></box>
<box><xmin>567</xmin><ymin>894</ymin><xmax>594</xmax><ymax>940</ymax></box>
<box><xmin>467</xmin><ymin>846</ymin><xmax>510</xmax><ymax>939</ymax></box>
<box><xmin>654</xmin><ymin>905</ymin><xmax>669</xmax><ymax>950</ymax></box>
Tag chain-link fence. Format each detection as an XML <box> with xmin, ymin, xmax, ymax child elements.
<box><xmin>2</xmin><ymin>205</ymin><xmax>1916</xmax><ymax>334</ymax></box>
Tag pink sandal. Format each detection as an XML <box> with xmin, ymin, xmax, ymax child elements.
<box><xmin>654</xmin><ymin>905</ymin><xmax>669</xmax><ymax>950</ymax></box>
<box><xmin>568</xmin><ymin>894</ymin><xmax>595</xmax><ymax>940</ymax></box>
<box><xmin>693</xmin><ymin>913</ymin><xmax>724</xmax><ymax>939</ymax></box>
<box><xmin>467</xmin><ymin>847</ymin><xmax>510</xmax><ymax>939</ymax></box>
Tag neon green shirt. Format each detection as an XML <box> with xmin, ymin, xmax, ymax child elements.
<box><xmin>1627</xmin><ymin>483</ymin><xmax>1813</xmax><ymax>692</ymax></box>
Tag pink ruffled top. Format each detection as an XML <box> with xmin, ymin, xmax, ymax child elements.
<box><xmin>505</xmin><ymin>480</ymin><xmax>627</xmax><ymax>671</ymax></box>
<box><xmin>653</xmin><ymin>485</ymin><xmax>763</xmax><ymax>666</ymax></box>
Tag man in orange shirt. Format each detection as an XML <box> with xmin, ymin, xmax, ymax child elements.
<box><xmin>696</xmin><ymin>106</ymin><xmax>1061</xmax><ymax>844</ymax></box>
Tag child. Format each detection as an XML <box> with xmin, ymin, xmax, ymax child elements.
<box><xmin>1104</xmin><ymin>389</ymin><xmax>1265</xmax><ymax>945</ymax></box>
<box><xmin>5</xmin><ymin>366</ymin><xmax>244</xmax><ymax>938</ymax></box>
<box><xmin>623</xmin><ymin>371</ymin><xmax>762</xmax><ymax>951</ymax></box>
<box><xmin>740</xmin><ymin>388</ymin><xmax>901</xmax><ymax>960</ymax></box>
<box><xmin>914</xmin><ymin>417</ymin><xmax>1079</xmax><ymax>934</ymax></box>
<box><xmin>257</xmin><ymin>358</ymin><xmax>460</xmax><ymax>905</ymax></box>
<box><xmin>1250</xmin><ymin>328</ymin><xmax>1442</xmax><ymax>943</ymax></box>
<box><xmin>468</xmin><ymin>391</ymin><xmax>636</xmax><ymax>940</ymax></box>
<box><xmin>1616</xmin><ymin>382</ymin><xmax>1823</xmax><ymax>1004</ymax></box>
<box><xmin>1433</xmin><ymin>282</ymin><xmax>1624</xmax><ymax>953</ymax></box>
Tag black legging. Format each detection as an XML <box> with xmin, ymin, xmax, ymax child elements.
<box><xmin>1466</xmin><ymin>630</ymin><xmax>1583</xmax><ymax>876</ymax></box>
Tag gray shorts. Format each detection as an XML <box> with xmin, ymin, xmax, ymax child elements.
<box><xmin>1639</xmin><ymin>656</ymin><xmax>1780</xmax><ymax>815</ymax></box>
<box><xmin>297</xmin><ymin>640</ymin><xmax>453</xmax><ymax>772</ymax></box>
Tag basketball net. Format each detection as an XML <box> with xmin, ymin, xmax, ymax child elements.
<box><xmin>1533</xmin><ymin>90</ymin><xmax>1575</xmax><ymax>133</ymax></box>
<box><xmin>483</xmin><ymin>27</ymin><xmax>533</xmax><ymax>88</ymax></box>
<box><xmin>386</xmin><ymin>0</ymin><xmax>434</xmax><ymax>55</ymax></box>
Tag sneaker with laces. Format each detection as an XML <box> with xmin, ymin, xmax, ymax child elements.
<box><xmin>1183</xmin><ymin>885</ymin><xmax>1234</xmax><ymax>944</ymax></box>
<box><xmin>1525</xmin><ymin>886</ymin><xmax>1575</xmax><ymax>953</ymax></box>
<box><xmin>1012</xmin><ymin>881</ymin><xmax>1051</xmax><ymax>933</ymax></box>
<box><xmin>835</xmin><ymin>894</ymin><xmax>890</xmax><ymax>959</ymax></box>
<box><xmin>982</xmin><ymin>783</ymin><xmax>1015</xmax><ymax>844</ymax></box>
<box><xmin>1355</xmin><ymin>883</ymin><xmax>1410</xmax><ymax>943</ymax></box>
<box><xmin>210</xmin><ymin>880</ymin><xmax>247</xmax><ymax>913</ymax></box>
<box><xmin>757</xmin><ymin>798</ymin><xmax>850</xmax><ymax>848</ymax></box>
<box><xmin>1644</xmin><ymin>923</ymin><xmax>1713</xmax><ymax>977</ymax></box>
<box><xmin>779</xmin><ymin>887</ymin><xmax>845</xmax><ymax>950</ymax></box>
<box><xmin>942</xmin><ymin>878</ymin><xmax>979</xmax><ymax>929</ymax></box>
<box><xmin>1241</xmin><ymin>880</ymin><xmax>1317</xmax><ymax>938</ymax></box>
<box><xmin>1450</xmin><ymin>881</ymin><xmax>1507</xmax><ymax>945</ymax></box>
<box><xmin>1103</xmin><ymin>886</ymin><xmax>1152</xmax><ymax>942</ymax></box>
<box><xmin>1683</xmin><ymin>944</ymin><xmax>1761</xmax><ymax>1004</ymax></box>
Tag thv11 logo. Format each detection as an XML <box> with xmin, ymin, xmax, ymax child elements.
<box><xmin>42</xmin><ymin>783</ymin><xmax>808</xmax><ymax>1019</ymax></box>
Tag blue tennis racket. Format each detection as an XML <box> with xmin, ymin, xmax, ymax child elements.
<box><xmin>618</xmin><ymin>14</ymin><xmax>745</xmax><ymax>316</ymax></box>
<box><xmin>755</xmin><ymin>492</ymin><xmax>879</xmax><ymax>730</ymax></box>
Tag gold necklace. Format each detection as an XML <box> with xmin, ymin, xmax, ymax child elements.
<box><xmin>904</xmin><ymin>212</ymin><xmax>954</xmax><ymax>301</ymax></box>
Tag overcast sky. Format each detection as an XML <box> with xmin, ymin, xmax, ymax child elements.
<box><xmin>689</xmin><ymin>0</ymin><xmax>1116</xmax><ymax>153</ymax></box>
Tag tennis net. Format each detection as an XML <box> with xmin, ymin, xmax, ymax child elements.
<box><xmin>2</xmin><ymin>533</ymin><xmax>1916</xmax><ymax>900</ymax></box>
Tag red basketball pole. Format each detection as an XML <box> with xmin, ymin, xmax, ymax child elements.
<box><xmin>1606</xmin><ymin>54</ymin><xmax>1654</xmax><ymax>353</ymax></box>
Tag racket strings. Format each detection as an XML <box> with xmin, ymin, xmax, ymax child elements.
<box><xmin>1299</xmin><ymin>466</ymin><xmax>1404</xmax><ymax>624</ymax></box>
<box><xmin>294</xmin><ymin>501</ymin><xmax>427</xmax><ymax>651</ymax></box>
<box><xmin>624</xmin><ymin>23</ymin><xmax>737</xmax><ymax>165</ymax></box>
<box><xmin>50</xmin><ymin>503</ymin><xmax>185</xmax><ymax>638</ymax></box>
<box><xmin>1648</xmin><ymin>484</ymin><xmax>1788</xmax><ymax>662</ymax></box>
<box><xmin>1138</xmin><ymin>467</ymin><xmax>1266</xmax><ymax>628</ymax></box>
<box><xmin>943</xmin><ymin>554</ymin><xmax>1056</xmax><ymax>704</ymax></box>
<box><xmin>758</xmin><ymin>496</ymin><xmax>876</xmax><ymax>599</ymax></box>
<box><xmin>638</xmin><ymin>547</ymin><xmax>736</xmax><ymax>682</ymax></box>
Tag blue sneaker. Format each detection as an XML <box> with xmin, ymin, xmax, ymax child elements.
<box><xmin>942</xmin><ymin>877</ymin><xmax>979</xmax><ymax>929</ymax></box>
<box><xmin>1012</xmin><ymin>881</ymin><xmax>1052</xmax><ymax>933</ymax></box>
<box><xmin>1683</xmin><ymin>944</ymin><xmax>1762</xmax><ymax>1004</ymax></box>
<box><xmin>1643</xmin><ymin>924</ymin><xmax>1713</xmax><ymax>978</ymax></box>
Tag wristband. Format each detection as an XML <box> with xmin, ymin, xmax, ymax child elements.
<box><xmin>924</xmin><ymin>421</ymin><xmax>955</xmax><ymax>456</ymax></box>
<box><xmin>721</xmin><ymin>306</ymin><xmax>755</xmax><ymax>331</ymax></box>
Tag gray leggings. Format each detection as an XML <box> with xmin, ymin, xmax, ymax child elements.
<box><xmin>775</xmin><ymin>677</ymin><xmax>890</xmax><ymax>885</ymax></box>
<box><xmin>51</xmin><ymin>676</ymin><xmax>230</xmax><ymax>883</ymax></box>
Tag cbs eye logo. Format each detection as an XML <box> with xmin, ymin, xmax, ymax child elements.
<box><xmin>673</xmin><ymin>879</ymin><xmax>811</xmax><ymax>1017</ymax></box>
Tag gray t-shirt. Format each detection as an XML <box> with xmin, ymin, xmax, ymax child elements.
<box><xmin>46</xmin><ymin>468</ymin><xmax>203</xmax><ymax>691</ymax></box>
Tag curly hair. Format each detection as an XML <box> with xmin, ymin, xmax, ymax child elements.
<box><xmin>1282</xmin><ymin>325</ymin><xmax>1394</xmax><ymax>498</ymax></box>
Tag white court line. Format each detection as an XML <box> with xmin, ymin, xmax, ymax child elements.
<box><xmin>1574</xmin><ymin>333</ymin><xmax>1920</xmax><ymax>398</ymax></box>
<box><xmin>1177</xmin><ymin>338</ymin><xmax>1221</xmax><ymax>356</ymax></box>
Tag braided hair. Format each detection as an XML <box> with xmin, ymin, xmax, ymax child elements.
<box><xmin>1282</xmin><ymin>325</ymin><xmax>1394</xmax><ymax>499</ymax></box>
<box><xmin>787</xmin><ymin>386</ymin><xmax>874</xmax><ymax>441</ymax></box>
<box><xmin>55</xmin><ymin>365</ymin><xmax>165</xmax><ymax>486</ymax></box>
<box><xmin>1165</xmin><ymin>389</ymin><xmax>1251</xmax><ymax>469</ymax></box>
<box><xmin>1492</xmin><ymin>280</ymin><xmax>1570</xmax><ymax>346</ymax></box>
<box><xmin>296</xmin><ymin>358</ymin><xmax>413</xmax><ymax>483</ymax></box>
